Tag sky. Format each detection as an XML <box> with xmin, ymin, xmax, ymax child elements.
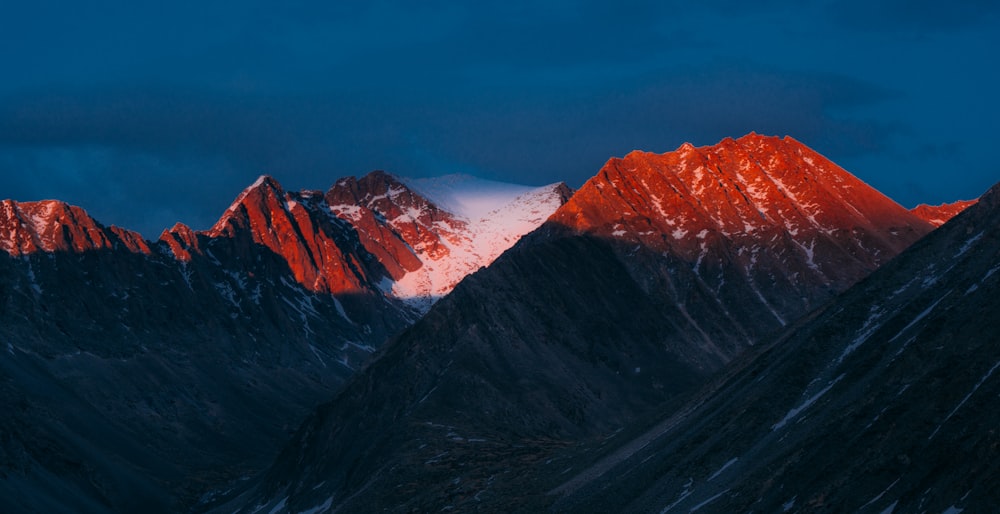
<box><xmin>1</xmin><ymin>1</ymin><xmax>998</xmax><ymax>237</ymax></box>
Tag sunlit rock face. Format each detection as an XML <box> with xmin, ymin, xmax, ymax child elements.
<box><xmin>551</xmin><ymin>133</ymin><xmax>935</xmax><ymax>339</ymax></box>
<box><xmin>910</xmin><ymin>198</ymin><xmax>977</xmax><ymax>226</ymax></box>
<box><xmin>0</xmin><ymin>199</ymin><xmax>149</xmax><ymax>256</ymax></box>
<box><xmin>550</xmin><ymin>181</ymin><xmax>1000</xmax><ymax>514</ymax></box>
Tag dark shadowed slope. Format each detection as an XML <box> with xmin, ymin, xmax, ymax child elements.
<box><xmin>0</xmin><ymin>180</ymin><xmax>413</xmax><ymax>512</ymax></box>
<box><xmin>0</xmin><ymin>172</ymin><xmax>566</xmax><ymax>513</ymax></box>
<box><xmin>215</xmin><ymin>134</ymin><xmax>938</xmax><ymax>513</ymax></box>
<box><xmin>551</xmin><ymin>181</ymin><xmax>1000</xmax><ymax>513</ymax></box>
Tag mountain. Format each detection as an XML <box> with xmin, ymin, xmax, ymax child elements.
<box><xmin>1</xmin><ymin>199</ymin><xmax>150</xmax><ymax>256</ymax></box>
<box><xmin>0</xmin><ymin>204</ymin><xmax>405</xmax><ymax>513</ymax></box>
<box><xmin>910</xmin><ymin>199</ymin><xmax>977</xmax><ymax>226</ymax></box>
<box><xmin>327</xmin><ymin>171</ymin><xmax>572</xmax><ymax>311</ymax></box>
<box><xmin>214</xmin><ymin>134</ymin><xmax>941</xmax><ymax>513</ymax></box>
<box><xmin>0</xmin><ymin>172</ymin><xmax>562</xmax><ymax>513</ymax></box>
<box><xmin>549</xmin><ymin>180</ymin><xmax>1000</xmax><ymax>513</ymax></box>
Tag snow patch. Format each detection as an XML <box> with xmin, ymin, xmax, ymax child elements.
<box><xmin>929</xmin><ymin>358</ymin><xmax>1000</xmax><ymax>440</ymax></box>
<box><xmin>659</xmin><ymin>477</ymin><xmax>694</xmax><ymax>513</ymax></box>
<box><xmin>266</xmin><ymin>496</ymin><xmax>287</xmax><ymax>514</ymax></box>
<box><xmin>689</xmin><ymin>489</ymin><xmax>729</xmax><ymax>512</ymax></box>
<box><xmin>707</xmin><ymin>458</ymin><xmax>737</xmax><ymax>481</ymax></box>
<box><xmin>772</xmin><ymin>374</ymin><xmax>844</xmax><ymax>430</ymax></box>
<box><xmin>860</xmin><ymin>478</ymin><xmax>900</xmax><ymax>511</ymax></box>
<box><xmin>299</xmin><ymin>496</ymin><xmax>334</xmax><ymax>514</ymax></box>
<box><xmin>879</xmin><ymin>500</ymin><xmax>899</xmax><ymax>514</ymax></box>
<box><xmin>390</xmin><ymin>181</ymin><xmax>565</xmax><ymax>312</ymax></box>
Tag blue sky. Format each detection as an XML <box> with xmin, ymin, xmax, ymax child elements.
<box><xmin>1</xmin><ymin>1</ymin><xmax>998</xmax><ymax>237</ymax></box>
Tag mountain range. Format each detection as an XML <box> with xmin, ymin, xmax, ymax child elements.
<box><xmin>0</xmin><ymin>172</ymin><xmax>567</xmax><ymax>512</ymax></box>
<box><xmin>0</xmin><ymin>133</ymin><xmax>989</xmax><ymax>513</ymax></box>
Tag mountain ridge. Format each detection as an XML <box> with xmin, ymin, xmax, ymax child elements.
<box><xmin>548</xmin><ymin>179</ymin><xmax>1000</xmax><ymax>513</ymax></box>
<box><xmin>210</xmin><ymin>134</ymin><xmax>963</xmax><ymax>513</ymax></box>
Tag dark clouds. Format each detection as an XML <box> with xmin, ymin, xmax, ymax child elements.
<box><xmin>0</xmin><ymin>2</ymin><xmax>997</xmax><ymax>236</ymax></box>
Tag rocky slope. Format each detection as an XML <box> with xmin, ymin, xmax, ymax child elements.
<box><xmin>0</xmin><ymin>208</ymin><xmax>409</xmax><ymax>513</ymax></box>
<box><xmin>214</xmin><ymin>134</ymin><xmax>941</xmax><ymax>513</ymax></box>
<box><xmin>549</xmin><ymin>180</ymin><xmax>1000</xmax><ymax>513</ymax></box>
<box><xmin>0</xmin><ymin>170</ymin><xmax>569</xmax><ymax>513</ymax></box>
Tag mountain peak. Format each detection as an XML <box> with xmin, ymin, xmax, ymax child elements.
<box><xmin>158</xmin><ymin>222</ymin><xmax>201</xmax><ymax>261</ymax></box>
<box><xmin>549</xmin><ymin>134</ymin><xmax>934</xmax><ymax>328</ymax></box>
<box><xmin>910</xmin><ymin>198</ymin><xmax>978</xmax><ymax>227</ymax></box>
<box><xmin>1</xmin><ymin>199</ymin><xmax>149</xmax><ymax>256</ymax></box>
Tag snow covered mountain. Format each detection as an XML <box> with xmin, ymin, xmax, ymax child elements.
<box><xmin>328</xmin><ymin>171</ymin><xmax>571</xmax><ymax>311</ymax></box>
<box><xmin>212</xmin><ymin>134</ymin><xmax>949</xmax><ymax>513</ymax></box>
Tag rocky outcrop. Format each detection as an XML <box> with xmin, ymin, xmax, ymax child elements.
<box><xmin>910</xmin><ymin>198</ymin><xmax>977</xmax><ymax>226</ymax></box>
<box><xmin>0</xmin><ymin>199</ymin><xmax>149</xmax><ymax>256</ymax></box>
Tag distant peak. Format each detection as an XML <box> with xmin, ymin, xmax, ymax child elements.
<box><xmin>225</xmin><ymin>175</ymin><xmax>286</xmax><ymax>212</ymax></box>
<box><xmin>247</xmin><ymin>174</ymin><xmax>283</xmax><ymax>193</ymax></box>
<box><xmin>1</xmin><ymin>199</ymin><xmax>148</xmax><ymax>256</ymax></box>
<box><xmin>910</xmin><ymin>199</ymin><xmax>978</xmax><ymax>227</ymax></box>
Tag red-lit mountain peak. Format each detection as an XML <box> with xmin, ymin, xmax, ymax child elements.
<box><xmin>159</xmin><ymin>222</ymin><xmax>201</xmax><ymax>262</ymax></box>
<box><xmin>327</xmin><ymin>171</ymin><xmax>467</xmax><ymax>266</ymax></box>
<box><xmin>205</xmin><ymin>175</ymin><xmax>372</xmax><ymax>294</ymax></box>
<box><xmin>0</xmin><ymin>199</ymin><xmax>149</xmax><ymax>256</ymax></box>
<box><xmin>550</xmin><ymin>134</ymin><xmax>936</xmax><ymax>323</ymax></box>
<box><xmin>910</xmin><ymin>199</ymin><xmax>978</xmax><ymax>227</ymax></box>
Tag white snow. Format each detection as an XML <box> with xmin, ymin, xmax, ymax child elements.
<box><xmin>772</xmin><ymin>374</ymin><xmax>844</xmax><ymax>430</ymax></box>
<box><xmin>782</xmin><ymin>497</ymin><xmax>796</xmax><ymax>512</ymax></box>
<box><xmin>929</xmin><ymin>358</ymin><xmax>1000</xmax><ymax>440</ymax></box>
<box><xmin>707</xmin><ymin>458</ymin><xmax>738</xmax><ymax>481</ymax></box>
<box><xmin>689</xmin><ymin>489</ymin><xmax>729</xmax><ymax>512</ymax></box>
<box><xmin>24</xmin><ymin>258</ymin><xmax>42</xmax><ymax>294</ymax></box>
<box><xmin>837</xmin><ymin>306</ymin><xmax>885</xmax><ymax>364</ymax></box>
<box><xmin>659</xmin><ymin>478</ymin><xmax>694</xmax><ymax>513</ymax></box>
<box><xmin>267</xmin><ymin>496</ymin><xmax>287</xmax><ymax>514</ymax></box>
<box><xmin>879</xmin><ymin>500</ymin><xmax>899</xmax><ymax>514</ymax></box>
<box><xmin>955</xmin><ymin>231</ymin><xmax>983</xmax><ymax>257</ymax></box>
<box><xmin>299</xmin><ymin>496</ymin><xmax>334</xmax><ymax>514</ymax></box>
<box><xmin>860</xmin><ymin>478</ymin><xmax>900</xmax><ymax>511</ymax></box>
<box><xmin>386</xmin><ymin>177</ymin><xmax>566</xmax><ymax>311</ymax></box>
<box><xmin>887</xmin><ymin>293</ymin><xmax>949</xmax><ymax>344</ymax></box>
